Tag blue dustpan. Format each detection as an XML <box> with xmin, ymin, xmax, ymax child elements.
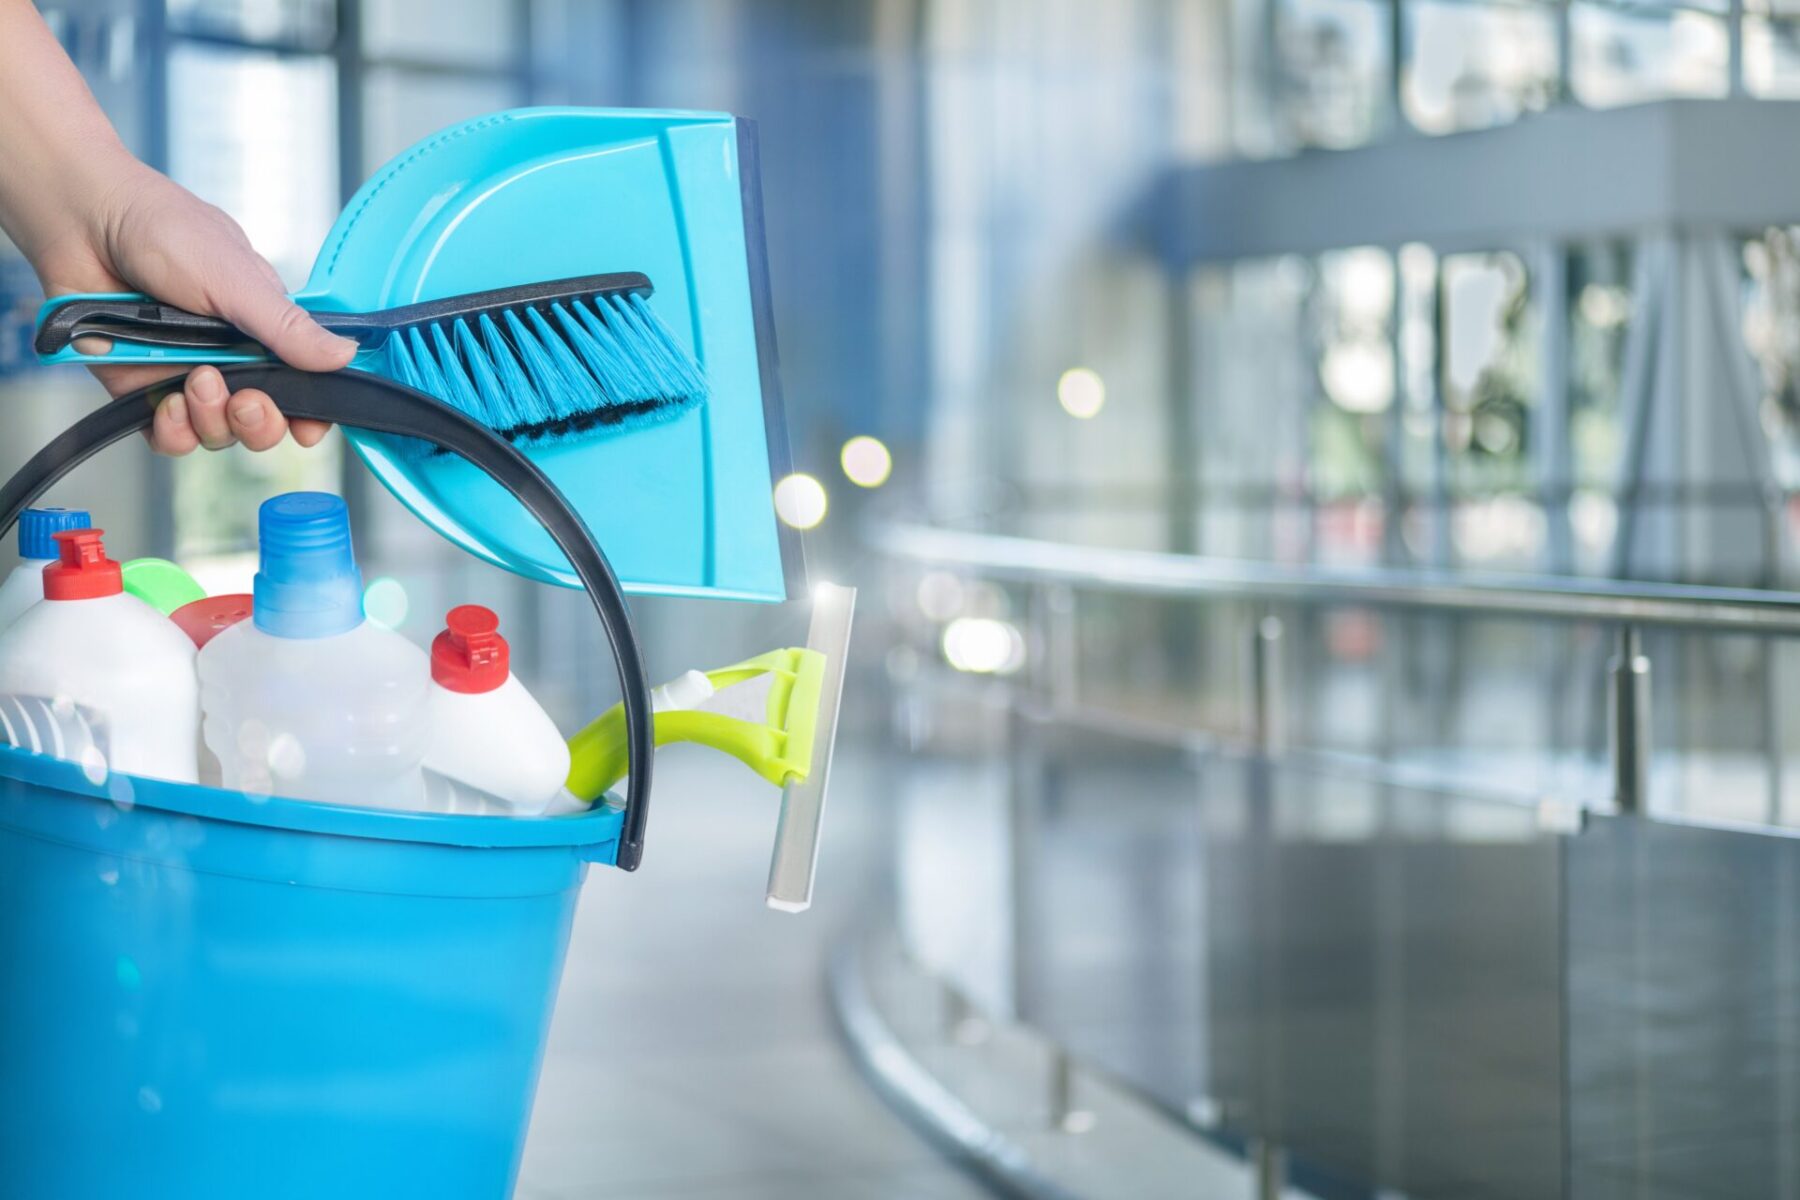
<box><xmin>317</xmin><ymin>108</ymin><xmax>798</xmax><ymax>601</ymax></box>
<box><xmin>40</xmin><ymin>109</ymin><xmax>798</xmax><ymax>602</ymax></box>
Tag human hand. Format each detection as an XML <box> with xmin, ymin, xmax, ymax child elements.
<box><xmin>29</xmin><ymin>157</ymin><xmax>356</xmax><ymax>455</ymax></box>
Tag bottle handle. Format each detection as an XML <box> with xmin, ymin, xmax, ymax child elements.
<box><xmin>0</xmin><ymin>365</ymin><xmax>657</xmax><ymax>871</ymax></box>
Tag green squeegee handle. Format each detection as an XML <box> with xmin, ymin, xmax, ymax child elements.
<box><xmin>0</xmin><ymin>364</ymin><xmax>658</xmax><ymax>871</ymax></box>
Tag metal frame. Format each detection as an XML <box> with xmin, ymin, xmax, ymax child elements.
<box><xmin>1165</xmin><ymin>101</ymin><xmax>1800</xmax><ymax>265</ymax></box>
<box><xmin>1238</xmin><ymin>0</ymin><xmax>1772</xmax><ymax>162</ymax></box>
<box><xmin>879</xmin><ymin>523</ymin><xmax>1800</xmax><ymax>636</ymax></box>
<box><xmin>882</xmin><ymin>517</ymin><xmax>1800</xmax><ymax>1193</ymax></box>
<box><xmin>881</xmin><ymin>518</ymin><xmax>1800</xmax><ymax>826</ymax></box>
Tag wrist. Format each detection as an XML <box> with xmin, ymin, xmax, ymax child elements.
<box><xmin>16</xmin><ymin>138</ymin><xmax>146</xmax><ymax>282</ymax></box>
<box><xmin>54</xmin><ymin>133</ymin><xmax>144</xmax><ymax>238</ymax></box>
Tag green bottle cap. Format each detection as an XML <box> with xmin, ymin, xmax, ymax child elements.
<box><xmin>121</xmin><ymin>557</ymin><xmax>207</xmax><ymax>616</ymax></box>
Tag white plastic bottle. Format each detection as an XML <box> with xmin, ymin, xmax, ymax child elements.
<box><xmin>199</xmin><ymin>493</ymin><xmax>428</xmax><ymax>808</ymax></box>
<box><xmin>423</xmin><ymin>605</ymin><xmax>569</xmax><ymax>813</ymax></box>
<box><xmin>0</xmin><ymin>507</ymin><xmax>91</xmax><ymax>635</ymax></box>
<box><xmin>0</xmin><ymin>528</ymin><xmax>199</xmax><ymax>783</ymax></box>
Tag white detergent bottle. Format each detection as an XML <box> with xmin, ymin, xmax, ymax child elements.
<box><xmin>199</xmin><ymin>493</ymin><xmax>428</xmax><ymax>808</ymax></box>
<box><xmin>0</xmin><ymin>528</ymin><xmax>198</xmax><ymax>783</ymax></box>
<box><xmin>423</xmin><ymin>604</ymin><xmax>570</xmax><ymax>813</ymax></box>
<box><xmin>0</xmin><ymin>507</ymin><xmax>92</xmax><ymax>634</ymax></box>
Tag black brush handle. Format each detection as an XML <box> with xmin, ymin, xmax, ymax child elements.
<box><xmin>352</xmin><ymin>272</ymin><xmax>651</xmax><ymax>332</ymax></box>
<box><xmin>35</xmin><ymin>299</ymin><xmax>260</xmax><ymax>355</ymax></box>
<box><xmin>0</xmin><ymin>365</ymin><xmax>657</xmax><ymax>871</ymax></box>
<box><xmin>35</xmin><ymin>272</ymin><xmax>655</xmax><ymax>356</ymax></box>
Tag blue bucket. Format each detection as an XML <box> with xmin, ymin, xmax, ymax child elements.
<box><xmin>0</xmin><ymin>365</ymin><xmax>666</xmax><ymax>1197</ymax></box>
<box><xmin>0</xmin><ymin>744</ymin><xmax>623</xmax><ymax>1198</ymax></box>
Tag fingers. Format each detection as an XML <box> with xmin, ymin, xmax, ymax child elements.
<box><xmin>213</xmin><ymin>284</ymin><xmax>356</xmax><ymax>373</ymax></box>
<box><xmin>184</xmin><ymin>367</ymin><xmax>234</xmax><ymax>449</ymax></box>
<box><xmin>177</xmin><ymin>366</ymin><xmax>288</xmax><ymax>452</ymax></box>
<box><xmin>149</xmin><ymin>390</ymin><xmax>199</xmax><ymax>456</ymax></box>
<box><xmin>227</xmin><ymin>388</ymin><xmax>289</xmax><ymax>452</ymax></box>
<box><xmin>290</xmin><ymin>419</ymin><xmax>332</xmax><ymax>449</ymax></box>
<box><xmin>101</xmin><ymin>364</ymin><xmax>325</xmax><ymax>456</ymax></box>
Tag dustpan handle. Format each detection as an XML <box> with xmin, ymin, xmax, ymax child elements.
<box><xmin>0</xmin><ymin>365</ymin><xmax>657</xmax><ymax>871</ymax></box>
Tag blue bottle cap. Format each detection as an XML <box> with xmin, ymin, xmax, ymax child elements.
<box><xmin>18</xmin><ymin>507</ymin><xmax>92</xmax><ymax>561</ymax></box>
<box><xmin>253</xmin><ymin>492</ymin><xmax>364</xmax><ymax>639</ymax></box>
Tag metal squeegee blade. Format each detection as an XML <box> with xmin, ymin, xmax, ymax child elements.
<box><xmin>766</xmin><ymin>583</ymin><xmax>856</xmax><ymax>913</ymax></box>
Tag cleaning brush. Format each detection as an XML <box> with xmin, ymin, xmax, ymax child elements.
<box><xmin>34</xmin><ymin>272</ymin><xmax>707</xmax><ymax>449</ymax></box>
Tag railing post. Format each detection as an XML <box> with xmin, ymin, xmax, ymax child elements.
<box><xmin>1009</xmin><ymin>587</ymin><xmax>1064</xmax><ymax>1025</ymax></box>
<box><xmin>1034</xmin><ymin>583</ymin><xmax>1077</xmax><ymax>717</ymax></box>
<box><xmin>941</xmin><ymin>978</ymin><xmax>980</xmax><ymax>1044</ymax></box>
<box><xmin>1609</xmin><ymin>626</ymin><xmax>1652</xmax><ymax>816</ymax></box>
<box><xmin>1249</xmin><ymin>614</ymin><xmax>1284</xmax><ymax>754</ymax></box>
<box><xmin>1047</xmin><ymin>1046</ymin><xmax>1095</xmax><ymax>1133</ymax></box>
<box><xmin>1252</xmin><ymin>1140</ymin><xmax>1287</xmax><ymax>1200</ymax></box>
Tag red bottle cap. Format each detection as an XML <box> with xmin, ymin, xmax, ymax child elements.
<box><xmin>431</xmin><ymin>605</ymin><xmax>510</xmax><ymax>694</ymax></box>
<box><xmin>171</xmin><ymin>594</ymin><xmax>254</xmax><ymax>649</ymax></box>
<box><xmin>43</xmin><ymin>529</ymin><xmax>123</xmax><ymax>601</ymax></box>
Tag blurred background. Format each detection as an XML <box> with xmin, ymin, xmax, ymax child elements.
<box><xmin>7</xmin><ymin>1</ymin><xmax>1800</xmax><ymax>1196</ymax></box>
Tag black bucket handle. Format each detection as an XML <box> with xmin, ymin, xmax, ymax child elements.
<box><xmin>0</xmin><ymin>364</ymin><xmax>656</xmax><ymax>871</ymax></box>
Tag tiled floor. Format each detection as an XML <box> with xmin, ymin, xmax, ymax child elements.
<box><xmin>515</xmin><ymin>744</ymin><xmax>991</xmax><ymax>1200</ymax></box>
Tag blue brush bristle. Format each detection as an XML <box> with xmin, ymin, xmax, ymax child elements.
<box><xmin>382</xmin><ymin>290</ymin><xmax>706</xmax><ymax>451</ymax></box>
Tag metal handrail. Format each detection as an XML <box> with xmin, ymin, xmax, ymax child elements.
<box><xmin>874</xmin><ymin>527</ymin><xmax>1800</xmax><ymax>1193</ymax></box>
<box><xmin>877</xmin><ymin>523</ymin><xmax>1800</xmax><ymax>636</ymax></box>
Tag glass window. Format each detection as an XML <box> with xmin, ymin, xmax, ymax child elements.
<box><xmin>1273</xmin><ymin>0</ymin><xmax>1393</xmax><ymax>150</ymax></box>
<box><xmin>1742</xmin><ymin>228</ymin><xmax>1800</xmax><ymax>490</ymax></box>
<box><xmin>1402</xmin><ymin>0</ymin><xmax>1559</xmax><ymax>135</ymax></box>
<box><xmin>1568</xmin><ymin>242</ymin><xmax>1635</xmax><ymax>573</ymax></box>
<box><xmin>1397</xmin><ymin>241</ymin><xmax>1439</xmax><ymax>501</ymax></box>
<box><xmin>1191</xmin><ymin>257</ymin><xmax>1314</xmax><ymax>558</ymax></box>
<box><xmin>1569</xmin><ymin>244</ymin><xmax>1633</xmax><ymax>488</ymax></box>
<box><xmin>1231</xmin><ymin>0</ymin><xmax>1289</xmax><ymax>157</ymax></box>
<box><xmin>1440</xmin><ymin>251</ymin><xmax>1545</xmax><ymax>566</ymax></box>
<box><xmin>1571</xmin><ymin>3</ymin><xmax>1730</xmax><ymax>107</ymax></box>
<box><xmin>362</xmin><ymin>0</ymin><xmax>521</xmax><ymax>69</ymax></box>
<box><xmin>362</xmin><ymin>69</ymin><xmax>526</xmax><ymax>174</ymax></box>
<box><xmin>1309</xmin><ymin>248</ymin><xmax>1393</xmax><ymax>560</ymax></box>
<box><xmin>1744</xmin><ymin>10</ymin><xmax>1800</xmax><ymax>96</ymax></box>
<box><xmin>167</xmin><ymin>43</ymin><xmax>339</xmax><ymax>287</ymax></box>
<box><xmin>166</xmin><ymin>0</ymin><xmax>336</xmax><ymax>47</ymax></box>
<box><xmin>1442</xmin><ymin>251</ymin><xmax>1535</xmax><ymax>492</ymax></box>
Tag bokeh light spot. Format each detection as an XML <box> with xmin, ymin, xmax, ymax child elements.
<box><xmin>840</xmin><ymin>436</ymin><xmax>893</xmax><ymax>488</ymax></box>
<box><xmin>1057</xmin><ymin>367</ymin><xmax>1106</xmax><ymax>419</ymax></box>
<box><xmin>364</xmin><ymin>577</ymin><xmax>409</xmax><ymax>630</ymax></box>
<box><xmin>774</xmin><ymin>473</ymin><xmax>829</xmax><ymax>530</ymax></box>
<box><xmin>942</xmin><ymin>617</ymin><xmax>1027</xmax><ymax>675</ymax></box>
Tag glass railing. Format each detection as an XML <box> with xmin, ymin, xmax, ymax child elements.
<box><xmin>859</xmin><ymin>522</ymin><xmax>1800</xmax><ymax>1198</ymax></box>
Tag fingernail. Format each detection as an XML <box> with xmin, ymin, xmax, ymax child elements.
<box><xmin>165</xmin><ymin>393</ymin><xmax>188</xmax><ymax>426</ymax></box>
<box><xmin>230</xmin><ymin>396</ymin><xmax>267</xmax><ymax>428</ymax></box>
<box><xmin>193</xmin><ymin>370</ymin><xmax>224</xmax><ymax>404</ymax></box>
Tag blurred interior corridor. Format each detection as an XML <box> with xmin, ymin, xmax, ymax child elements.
<box><xmin>8</xmin><ymin>0</ymin><xmax>1800</xmax><ymax>1196</ymax></box>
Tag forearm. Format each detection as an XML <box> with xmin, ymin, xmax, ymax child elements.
<box><xmin>0</xmin><ymin>0</ymin><xmax>138</xmax><ymax>267</ymax></box>
<box><xmin>0</xmin><ymin>1</ymin><xmax>352</xmax><ymax>452</ymax></box>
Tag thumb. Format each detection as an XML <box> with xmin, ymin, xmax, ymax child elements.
<box><xmin>211</xmin><ymin>274</ymin><xmax>356</xmax><ymax>372</ymax></box>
